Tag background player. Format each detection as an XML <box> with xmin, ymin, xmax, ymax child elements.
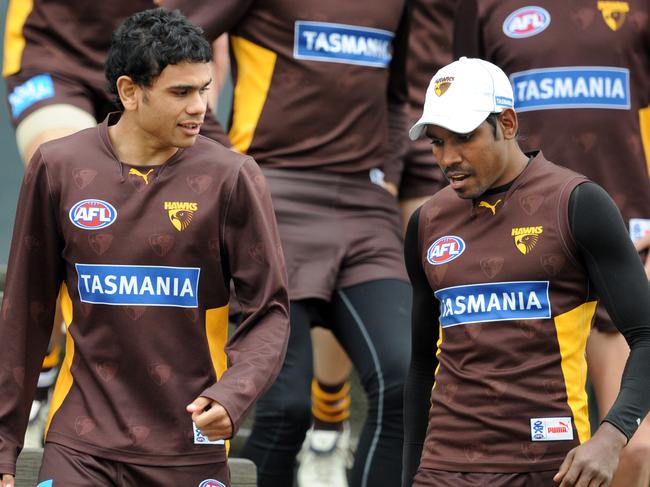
<box><xmin>4</xmin><ymin>0</ymin><xmax>228</xmax><ymax>164</ymax></box>
<box><xmin>403</xmin><ymin>56</ymin><xmax>650</xmax><ymax>487</ymax></box>
<box><xmin>454</xmin><ymin>2</ymin><xmax>650</xmax><ymax>484</ymax></box>
<box><xmin>165</xmin><ymin>1</ymin><xmax>413</xmax><ymax>486</ymax></box>
<box><xmin>300</xmin><ymin>3</ymin><xmax>457</xmax><ymax>482</ymax></box>
<box><xmin>399</xmin><ymin>0</ymin><xmax>455</xmax><ymax>225</ymax></box>
<box><xmin>0</xmin><ymin>8</ymin><xmax>288</xmax><ymax>486</ymax></box>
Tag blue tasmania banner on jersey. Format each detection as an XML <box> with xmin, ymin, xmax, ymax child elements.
<box><xmin>76</xmin><ymin>264</ymin><xmax>200</xmax><ymax>308</ymax></box>
<box><xmin>294</xmin><ymin>21</ymin><xmax>393</xmax><ymax>67</ymax></box>
<box><xmin>510</xmin><ymin>67</ymin><xmax>630</xmax><ymax>112</ymax></box>
<box><xmin>434</xmin><ymin>281</ymin><xmax>550</xmax><ymax>327</ymax></box>
<box><xmin>8</xmin><ymin>74</ymin><xmax>55</xmax><ymax>118</ymax></box>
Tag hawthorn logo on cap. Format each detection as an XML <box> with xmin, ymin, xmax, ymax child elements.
<box><xmin>434</xmin><ymin>76</ymin><xmax>454</xmax><ymax>97</ymax></box>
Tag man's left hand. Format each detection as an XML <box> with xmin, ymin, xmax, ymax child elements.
<box><xmin>554</xmin><ymin>422</ymin><xmax>626</xmax><ymax>486</ymax></box>
<box><xmin>186</xmin><ymin>396</ymin><xmax>233</xmax><ymax>441</ymax></box>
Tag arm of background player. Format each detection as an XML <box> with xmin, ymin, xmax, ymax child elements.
<box><xmin>0</xmin><ymin>151</ymin><xmax>64</xmax><ymax>475</ymax></box>
<box><xmin>569</xmin><ymin>182</ymin><xmax>650</xmax><ymax>439</ymax></box>
<box><xmin>162</xmin><ymin>0</ymin><xmax>254</xmax><ymax>42</ymax></box>
<box><xmin>453</xmin><ymin>0</ymin><xmax>481</xmax><ymax>59</ymax></box>
<box><xmin>402</xmin><ymin>208</ymin><xmax>440</xmax><ymax>487</ymax></box>
<box><xmin>210</xmin><ymin>34</ymin><xmax>231</xmax><ymax>115</ymax></box>
<box><xmin>383</xmin><ymin>2</ymin><xmax>412</xmax><ymax>190</ymax></box>
<box><xmin>199</xmin><ymin>157</ymin><xmax>290</xmax><ymax>435</ymax></box>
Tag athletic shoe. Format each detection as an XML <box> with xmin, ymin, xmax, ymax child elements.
<box><xmin>297</xmin><ymin>424</ymin><xmax>353</xmax><ymax>487</ymax></box>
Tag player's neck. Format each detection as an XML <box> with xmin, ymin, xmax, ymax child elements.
<box><xmin>108</xmin><ymin>114</ymin><xmax>178</xmax><ymax>167</ymax></box>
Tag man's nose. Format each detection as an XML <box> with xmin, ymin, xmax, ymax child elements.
<box><xmin>437</xmin><ymin>142</ymin><xmax>462</xmax><ymax>168</ymax></box>
<box><xmin>187</xmin><ymin>91</ymin><xmax>207</xmax><ymax>115</ymax></box>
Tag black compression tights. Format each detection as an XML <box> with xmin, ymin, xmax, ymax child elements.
<box><xmin>242</xmin><ymin>279</ymin><xmax>412</xmax><ymax>487</ymax></box>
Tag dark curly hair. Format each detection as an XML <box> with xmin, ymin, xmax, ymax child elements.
<box><xmin>105</xmin><ymin>8</ymin><xmax>212</xmax><ymax>109</ymax></box>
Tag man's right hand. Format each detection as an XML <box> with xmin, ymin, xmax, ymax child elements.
<box><xmin>1</xmin><ymin>474</ymin><xmax>14</xmax><ymax>487</ymax></box>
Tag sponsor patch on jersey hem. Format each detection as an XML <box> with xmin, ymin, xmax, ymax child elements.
<box><xmin>193</xmin><ymin>421</ymin><xmax>225</xmax><ymax>445</ymax></box>
<box><xmin>531</xmin><ymin>417</ymin><xmax>574</xmax><ymax>441</ymax></box>
<box><xmin>629</xmin><ymin>218</ymin><xmax>650</xmax><ymax>243</ymax></box>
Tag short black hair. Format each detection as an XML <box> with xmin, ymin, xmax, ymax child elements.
<box><xmin>105</xmin><ymin>8</ymin><xmax>212</xmax><ymax>109</ymax></box>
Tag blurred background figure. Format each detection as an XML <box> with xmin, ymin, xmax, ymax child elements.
<box><xmin>166</xmin><ymin>1</ymin><xmax>413</xmax><ymax>486</ymax></box>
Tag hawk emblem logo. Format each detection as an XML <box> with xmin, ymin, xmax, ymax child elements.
<box><xmin>168</xmin><ymin>209</ymin><xmax>194</xmax><ymax>232</ymax></box>
<box><xmin>512</xmin><ymin>226</ymin><xmax>543</xmax><ymax>255</ymax></box>
<box><xmin>434</xmin><ymin>76</ymin><xmax>454</xmax><ymax>97</ymax></box>
<box><xmin>164</xmin><ymin>201</ymin><xmax>198</xmax><ymax>232</ymax></box>
<box><xmin>597</xmin><ymin>1</ymin><xmax>629</xmax><ymax>31</ymax></box>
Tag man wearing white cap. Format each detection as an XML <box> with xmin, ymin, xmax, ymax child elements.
<box><xmin>402</xmin><ymin>57</ymin><xmax>650</xmax><ymax>487</ymax></box>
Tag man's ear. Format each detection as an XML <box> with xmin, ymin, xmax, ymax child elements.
<box><xmin>115</xmin><ymin>75</ymin><xmax>139</xmax><ymax>111</ymax></box>
<box><xmin>498</xmin><ymin>108</ymin><xmax>519</xmax><ymax>140</ymax></box>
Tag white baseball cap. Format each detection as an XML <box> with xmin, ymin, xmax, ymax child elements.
<box><xmin>409</xmin><ymin>57</ymin><xmax>514</xmax><ymax>140</ymax></box>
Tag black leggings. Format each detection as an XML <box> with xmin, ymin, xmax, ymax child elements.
<box><xmin>242</xmin><ymin>279</ymin><xmax>412</xmax><ymax>487</ymax></box>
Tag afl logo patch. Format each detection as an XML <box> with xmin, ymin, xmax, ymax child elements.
<box><xmin>503</xmin><ymin>6</ymin><xmax>551</xmax><ymax>38</ymax></box>
<box><xmin>69</xmin><ymin>199</ymin><xmax>117</xmax><ymax>230</ymax></box>
<box><xmin>198</xmin><ymin>480</ymin><xmax>226</xmax><ymax>487</ymax></box>
<box><xmin>427</xmin><ymin>236</ymin><xmax>465</xmax><ymax>265</ymax></box>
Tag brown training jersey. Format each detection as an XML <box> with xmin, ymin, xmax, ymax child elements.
<box><xmin>401</xmin><ymin>0</ymin><xmax>455</xmax><ymax>199</ymax></box>
<box><xmin>167</xmin><ymin>0</ymin><xmax>410</xmax><ymax>185</ymax></box>
<box><xmin>3</xmin><ymin>1</ymin><xmax>155</xmax><ymax>85</ymax></box>
<box><xmin>416</xmin><ymin>153</ymin><xmax>595</xmax><ymax>472</ymax></box>
<box><xmin>0</xmin><ymin>114</ymin><xmax>289</xmax><ymax>475</ymax></box>
<box><xmin>3</xmin><ymin>1</ymin><xmax>229</xmax><ymax>145</ymax></box>
<box><xmin>455</xmin><ymin>0</ymin><xmax>650</xmax><ymax>239</ymax></box>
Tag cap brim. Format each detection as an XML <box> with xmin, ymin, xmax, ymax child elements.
<box><xmin>408</xmin><ymin>110</ymin><xmax>491</xmax><ymax>140</ymax></box>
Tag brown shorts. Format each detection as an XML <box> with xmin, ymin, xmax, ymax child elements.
<box><xmin>413</xmin><ymin>468</ymin><xmax>557</xmax><ymax>487</ymax></box>
<box><xmin>263</xmin><ymin>168</ymin><xmax>408</xmax><ymax>301</ymax></box>
<box><xmin>5</xmin><ymin>69</ymin><xmax>228</xmax><ymax>144</ymax></box>
<box><xmin>37</xmin><ymin>442</ymin><xmax>231</xmax><ymax>486</ymax></box>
